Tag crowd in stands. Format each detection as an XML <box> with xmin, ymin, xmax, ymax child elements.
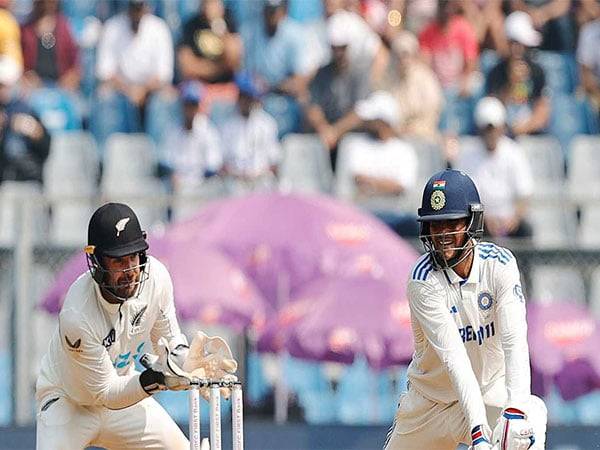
<box><xmin>1</xmin><ymin>0</ymin><xmax>600</xmax><ymax>245</ymax></box>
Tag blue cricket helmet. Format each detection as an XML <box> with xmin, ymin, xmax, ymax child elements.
<box><xmin>418</xmin><ymin>169</ymin><xmax>482</xmax><ymax>222</ymax></box>
<box><xmin>418</xmin><ymin>169</ymin><xmax>484</xmax><ymax>269</ymax></box>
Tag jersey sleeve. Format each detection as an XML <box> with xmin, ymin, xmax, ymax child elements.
<box><xmin>59</xmin><ymin>309</ymin><xmax>148</xmax><ymax>409</ymax></box>
<box><xmin>494</xmin><ymin>252</ymin><xmax>531</xmax><ymax>408</ymax></box>
<box><xmin>150</xmin><ymin>259</ymin><xmax>186</xmax><ymax>348</ymax></box>
<box><xmin>408</xmin><ymin>279</ymin><xmax>489</xmax><ymax>430</ymax></box>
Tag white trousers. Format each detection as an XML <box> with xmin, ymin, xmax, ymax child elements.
<box><xmin>36</xmin><ymin>395</ymin><xmax>189</xmax><ymax>450</ymax></box>
<box><xmin>383</xmin><ymin>387</ymin><xmax>547</xmax><ymax>450</ymax></box>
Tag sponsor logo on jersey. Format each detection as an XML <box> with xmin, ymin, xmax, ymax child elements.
<box><xmin>459</xmin><ymin>321</ymin><xmax>496</xmax><ymax>346</ymax></box>
<box><xmin>449</xmin><ymin>305</ymin><xmax>458</xmax><ymax>314</ymax></box>
<box><xmin>478</xmin><ymin>292</ymin><xmax>494</xmax><ymax>311</ymax></box>
<box><xmin>65</xmin><ymin>335</ymin><xmax>82</xmax><ymax>352</ymax></box>
<box><xmin>102</xmin><ymin>328</ymin><xmax>116</xmax><ymax>349</ymax></box>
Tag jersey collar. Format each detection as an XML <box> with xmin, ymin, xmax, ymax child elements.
<box><xmin>93</xmin><ymin>279</ymin><xmax>122</xmax><ymax>316</ymax></box>
<box><xmin>443</xmin><ymin>246</ymin><xmax>480</xmax><ymax>286</ymax></box>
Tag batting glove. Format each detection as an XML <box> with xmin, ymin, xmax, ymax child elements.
<box><xmin>492</xmin><ymin>408</ymin><xmax>535</xmax><ymax>450</ymax></box>
<box><xmin>469</xmin><ymin>425</ymin><xmax>497</xmax><ymax>450</ymax></box>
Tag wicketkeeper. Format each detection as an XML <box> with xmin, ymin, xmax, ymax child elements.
<box><xmin>384</xmin><ymin>170</ymin><xmax>547</xmax><ymax>450</ymax></box>
<box><xmin>36</xmin><ymin>202</ymin><xmax>238</xmax><ymax>449</ymax></box>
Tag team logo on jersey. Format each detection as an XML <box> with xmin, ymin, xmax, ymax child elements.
<box><xmin>103</xmin><ymin>328</ymin><xmax>116</xmax><ymax>349</ymax></box>
<box><xmin>477</xmin><ymin>292</ymin><xmax>494</xmax><ymax>311</ymax></box>
<box><xmin>514</xmin><ymin>284</ymin><xmax>525</xmax><ymax>303</ymax></box>
<box><xmin>130</xmin><ymin>305</ymin><xmax>147</xmax><ymax>334</ymax></box>
<box><xmin>65</xmin><ymin>335</ymin><xmax>82</xmax><ymax>352</ymax></box>
<box><xmin>430</xmin><ymin>190</ymin><xmax>446</xmax><ymax>210</ymax></box>
<box><xmin>115</xmin><ymin>217</ymin><xmax>130</xmax><ymax>237</ymax></box>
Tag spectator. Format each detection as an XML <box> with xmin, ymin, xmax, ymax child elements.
<box><xmin>453</xmin><ymin>96</ymin><xmax>533</xmax><ymax>238</ymax></box>
<box><xmin>383</xmin><ymin>31</ymin><xmax>443</xmax><ymax>142</ymax></box>
<box><xmin>220</xmin><ymin>72</ymin><xmax>281</xmax><ymax>189</ymax></box>
<box><xmin>335</xmin><ymin>91</ymin><xmax>419</xmax><ymax>236</ymax></box>
<box><xmin>577</xmin><ymin>15</ymin><xmax>600</xmax><ymax>120</ymax></box>
<box><xmin>20</xmin><ymin>0</ymin><xmax>80</xmax><ymax>92</ymax></box>
<box><xmin>304</xmin><ymin>12</ymin><xmax>371</xmax><ymax>165</ymax></box>
<box><xmin>160</xmin><ymin>81</ymin><xmax>223</xmax><ymax>199</ymax></box>
<box><xmin>324</xmin><ymin>9</ymin><xmax>389</xmax><ymax>82</ymax></box>
<box><xmin>96</xmin><ymin>0</ymin><xmax>173</xmax><ymax>112</ymax></box>
<box><xmin>462</xmin><ymin>0</ymin><xmax>509</xmax><ymax>56</ymax></box>
<box><xmin>0</xmin><ymin>0</ymin><xmax>23</xmax><ymax>69</ymax></box>
<box><xmin>177</xmin><ymin>0</ymin><xmax>243</xmax><ymax>84</ymax></box>
<box><xmin>242</xmin><ymin>0</ymin><xmax>327</xmax><ymax>136</ymax></box>
<box><xmin>486</xmin><ymin>11</ymin><xmax>550</xmax><ymax>136</ymax></box>
<box><xmin>509</xmin><ymin>0</ymin><xmax>575</xmax><ymax>52</ymax></box>
<box><xmin>0</xmin><ymin>55</ymin><xmax>50</xmax><ymax>185</ymax></box>
<box><xmin>419</xmin><ymin>0</ymin><xmax>480</xmax><ymax>96</ymax></box>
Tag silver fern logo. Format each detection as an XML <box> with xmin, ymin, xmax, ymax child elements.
<box><xmin>115</xmin><ymin>218</ymin><xmax>130</xmax><ymax>237</ymax></box>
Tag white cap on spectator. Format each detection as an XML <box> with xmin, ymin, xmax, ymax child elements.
<box><xmin>0</xmin><ymin>55</ymin><xmax>21</xmax><ymax>87</ymax></box>
<box><xmin>327</xmin><ymin>11</ymin><xmax>353</xmax><ymax>47</ymax></box>
<box><xmin>505</xmin><ymin>11</ymin><xmax>542</xmax><ymax>47</ymax></box>
<box><xmin>355</xmin><ymin>91</ymin><xmax>401</xmax><ymax>127</ymax></box>
<box><xmin>474</xmin><ymin>96</ymin><xmax>507</xmax><ymax>129</ymax></box>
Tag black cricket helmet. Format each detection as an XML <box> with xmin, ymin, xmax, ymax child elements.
<box><xmin>85</xmin><ymin>203</ymin><xmax>149</xmax><ymax>300</ymax></box>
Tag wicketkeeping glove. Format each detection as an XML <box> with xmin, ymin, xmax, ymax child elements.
<box><xmin>492</xmin><ymin>408</ymin><xmax>535</xmax><ymax>450</ymax></box>
<box><xmin>183</xmin><ymin>331</ymin><xmax>238</xmax><ymax>399</ymax></box>
<box><xmin>139</xmin><ymin>337</ymin><xmax>193</xmax><ymax>394</ymax></box>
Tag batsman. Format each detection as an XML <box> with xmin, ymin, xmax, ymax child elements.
<box><xmin>36</xmin><ymin>202</ymin><xmax>238</xmax><ymax>449</ymax></box>
<box><xmin>384</xmin><ymin>170</ymin><xmax>547</xmax><ymax>450</ymax></box>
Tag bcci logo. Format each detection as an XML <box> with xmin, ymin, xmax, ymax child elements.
<box><xmin>430</xmin><ymin>190</ymin><xmax>446</xmax><ymax>210</ymax></box>
<box><xmin>478</xmin><ymin>292</ymin><xmax>494</xmax><ymax>311</ymax></box>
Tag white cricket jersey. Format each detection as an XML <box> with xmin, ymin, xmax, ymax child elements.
<box><xmin>37</xmin><ymin>256</ymin><xmax>186</xmax><ymax>410</ymax></box>
<box><xmin>406</xmin><ymin>242</ymin><xmax>531</xmax><ymax>430</ymax></box>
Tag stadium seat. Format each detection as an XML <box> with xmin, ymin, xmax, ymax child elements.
<box><xmin>145</xmin><ymin>91</ymin><xmax>182</xmax><ymax>145</ymax></box>
<box><xmin>246</xmin><ymin>351</ymin><xmax>273</xmax><ymax>406</ymax></box>
<box><xmin>578</xmin><ymin>205</ymin><xmax>600</xmax><ymax>248</ymax></box>
<box><xmin>516</xmin><ymin>135</ymin><xmax>565</xmax><ymax>197</ymax></box>
<box><xmin>439</xmin><ymin>92</ymin><xmax>476</xmax><ymax>136</ymax></box>
<box><xmin>278</xmin><ymin>133</ymin><xmax>332</xmax><ymax>194</ymax></box>
<box><xmin>529</xmin><ymin>265</ymin><xmax>586</xmax><ymax>305</ymax></box>
<box><xmin>587</xmin><ymin>267</ymin><xmax>600</xmax><ymax>319</ymax></box>
<box><xmin>0</xmin><ymin>181</ymin><xmax>48</xmax><ymax>245</ymax></box>
<box><xmin>262</xmin><ymin>94</ymin><xmax>303</xmax><ymax>138</ymax></box>
<box><xmin>208</xmin><ymin>100</ymin><xmax>237</xmax><ymax>129</ymax></box>
<box><xmin>28</xmin><ymin>87</ymin><xmax>82</xmax><ymax>133</ymax></box>
<box><xmin>549</xmin><ymin>95</ymin><xmax>593</xmax><ymax>159</ymax></box>
<box><xmin>101</xmin><ymin>133</ymin><xmax>158</xmax><ymax>181</ymax></box>
<box><xmin>527</xmin><ymin>201</ymin><xmax>577</xmax><ymax>248</ymax></box>
<box><xmin>567</xmin><ymin>135</ymin><xmax>600</xmax><ymax>202</ymax></box>
<box><xmin>533</xmin><ymin>51</ymin><xmax>578</xmax><ymax>95</ymax></box>
<box><xmin>43</xmin><ymin>131</ymin><xmax>99</xmax><ymax>245</ymax></box>
<box><xmin>89</xmin><ymin>91</ymin><xmax>141</xmax><ymax>149</ymax></box>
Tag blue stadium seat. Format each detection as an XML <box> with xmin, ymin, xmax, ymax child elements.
<box><xmin>479</xmin><ymin>50</ymin><xmax>500</xmax><ymax>77</ymax></box>
<box><xmin>145</xmin><ymin>92</ymin><xmax>182</xmax><ymax>145</ymax></box>
<box><xmin>28</xmin><ymin>88</ymin><xmax>82</xmax><ymax>133</ymax></box>
<box><xmin>439</xmin><ymin>92</ymin><xmax>476</xmax><ymax>135</ymax></box>
<box><xmin>262</xmin><ymin>94</ymin><xmax>303</xmax><ymax>138</ymax></box>
<box><xmin>549</xmin><ymin>94</ymin><xmax>594</xmax><ymax>160</ymax></box>
<box><xmin>89</xmin><ymin>91</ymin><xmax>141</xmax><ymax>149</ymax></box>
<box><xmin>533</xmin><ymin>51</ymin><xmax>578</xmax><ymax>95</ymax></box>
<box><xmin>246</xmin><ymin>351</ymin><xmax>273</xmax><ymax>406</ymax></box>
<box><xmin>0</xmin><ymin>351</ymin><xmax>11</xmax><ymax>425</ymax></box>
<box><xmin>284</xmin><ymin>356</ymin><xmax>329</xmax><ymax>396</ymax></box>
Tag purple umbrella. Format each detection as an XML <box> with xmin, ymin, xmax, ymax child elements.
<box><xmin>528</xmin><ymin>301</ymin><xmax>600</xmax><ymax>399</ymax></box>
<box><xmin>168</xmin><ymin>192</ymin><xmax>419</xmax><ymax>312</ymax></box>
<box><xmin>257</xmin><ymin>276</ymin><xmax>414</xmax><ymax>369</ymax></box>
<box><xmin>40</xmin><ymin>238</ymin><xmax>267</xmax><ymax>331</ymax></box>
